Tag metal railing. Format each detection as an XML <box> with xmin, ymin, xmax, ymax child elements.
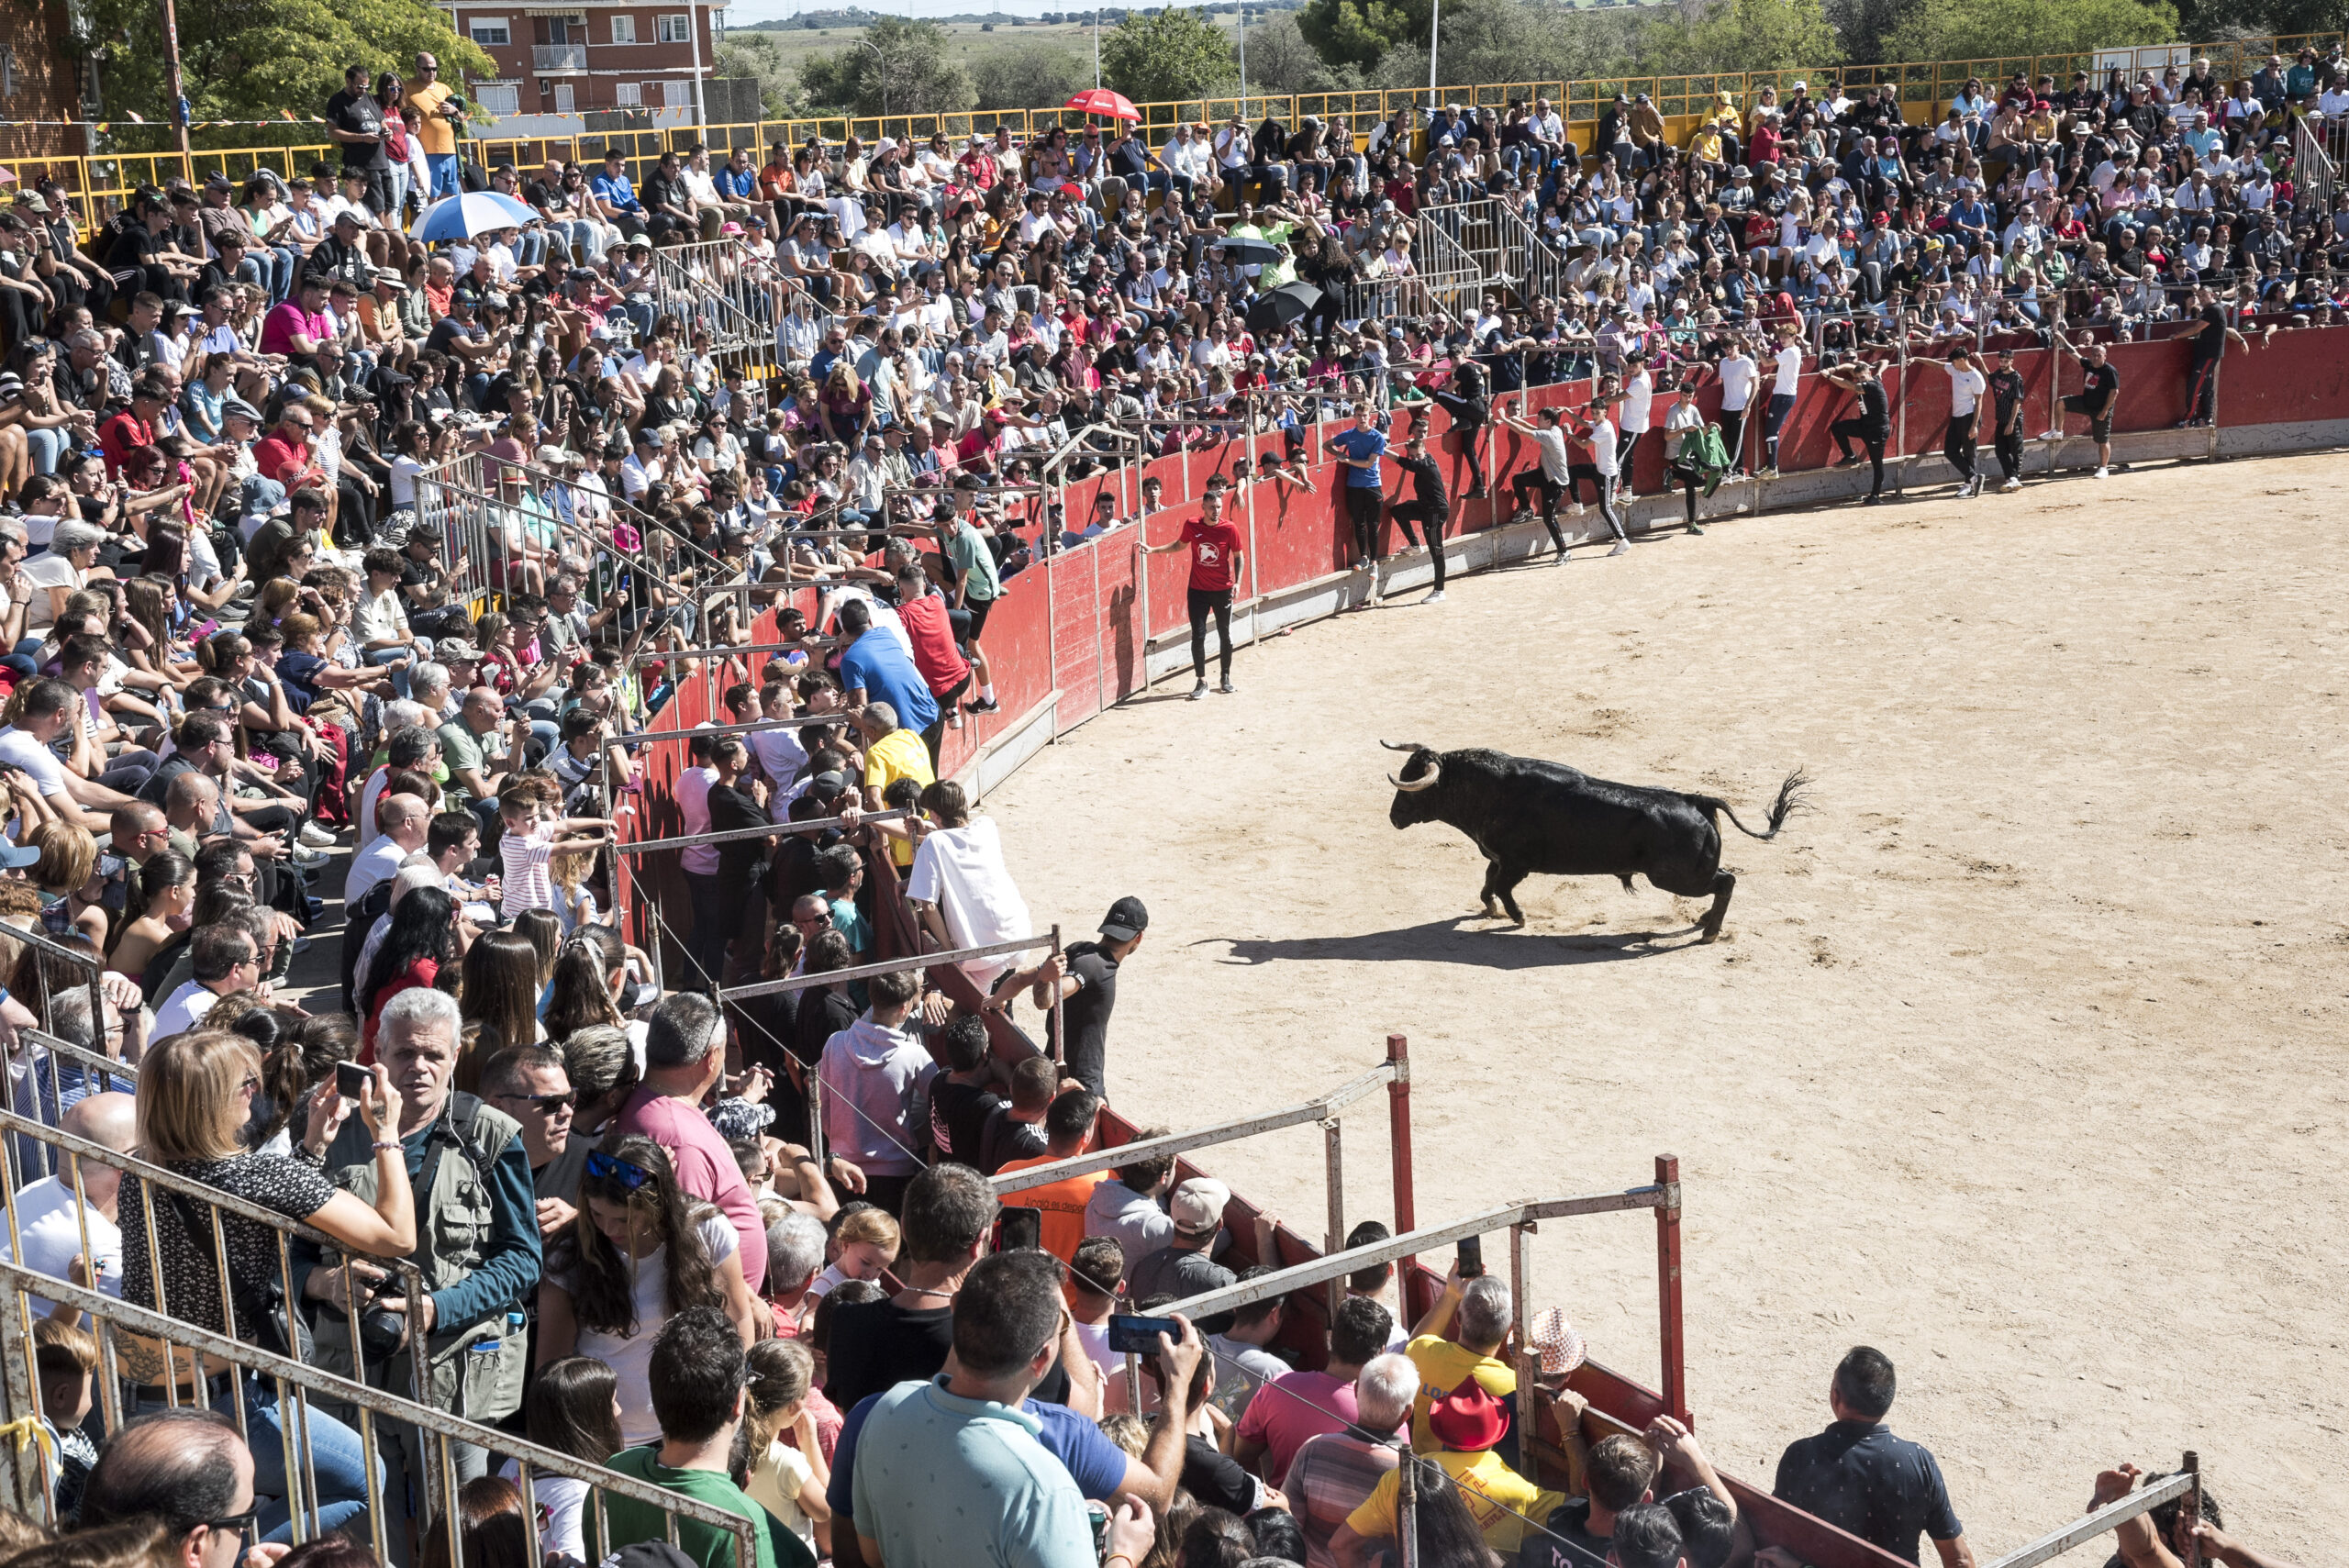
<box><xmin>1983</xmin><ymin>1463</ymin><xmax>2198</xmax><ymax>1568</ymax></box>
<box><xmin>0</xmin><ymin>1256</ymin><xmax>759</xmax><ymax>1568</ymax></box>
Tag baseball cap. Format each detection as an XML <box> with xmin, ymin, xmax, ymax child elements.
<box><xmin>1169</xmin><ymin>1177</ymin><xmax>1230</xmax><ymax>1234</ymax></box>
<box><xmin>436</xmin><ymin>637</ymin><xmax>479</xmax><ymax>662</ymax></box>
<box><xmin>0</xmin><ymin>840</ymin><xmax>40</xmax><ymax>871</ymax></box>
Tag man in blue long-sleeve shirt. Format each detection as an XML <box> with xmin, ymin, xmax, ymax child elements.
<box><xmin>295</xmin><ymin>986</ymin><xmax>540</xmax><ymax>1513</ymax></box>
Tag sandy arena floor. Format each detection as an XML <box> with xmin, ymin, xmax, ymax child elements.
<box><xmin>981</xmin><ymin>449</ymin><xmax>2349</xmax><ymax>1562</ymax></box>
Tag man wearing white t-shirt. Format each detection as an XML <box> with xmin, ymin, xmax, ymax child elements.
<box><xmin>905</xmin><ymin>780</ymin><xmax>1031</xmax><ymax>989</ymax></box>
<box><xmin>1937</xmin><ymin>348</ymin><xmax>1989</xmax><ymax>499</ymax></box>
<box><xmin>1565</xmin><ymin>398</ymin><xmax>1631</xmax><ymax>558</ymax></box>
<box><xmin>1616</xmin><ymin>357</ymin><xmax>1655</xmax><ymax>495</ymax></box>
<box><xmin>1499</xmin><ymin>400</ymin><xmax>1577</xmax><ymax>562</ymax></box>
<box><xmin>153</xmin><ymin>924</ymin><xmax>264</xmax><ymax>1039</ymax></box>
<box><xmin>1715</xmin><ymin>341</ymin><xmax>1759</xmax><ymax>474</ymax></box>
<box><xmin>1763</xmin><ymin>326</ymin><xmax>1804</xmax><ymax>475</ymax></box>
<box><xmin>0</xmin><ymin>1092</ymin><xmax>135</xmax><ymax>1319</ymax></box>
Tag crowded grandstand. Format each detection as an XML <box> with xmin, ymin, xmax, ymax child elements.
<box><xmin>0</xmin><ymin>36</ymin><xmax>2329</xmax><ymax>1568</ymax></box>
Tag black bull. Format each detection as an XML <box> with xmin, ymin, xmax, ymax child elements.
<box><xmin>1385</xmin><ymin>743</ymin><xmax>1812</xmax><ymax>941</ymax></box>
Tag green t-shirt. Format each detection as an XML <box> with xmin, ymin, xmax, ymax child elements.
<box><xmin>947</xmin><ymin>520</ymin><xmax>1002</xmax><ymax>604</ymax></box>
<box><xmin>436</xmin><ymin>721</ymin><xmax>484</xmax><ymax>810</ymax></box>
<box><xmin>598</xmin><ymin>1445</ymin><xmax>805</xmax><ymax>1568</ymax></box>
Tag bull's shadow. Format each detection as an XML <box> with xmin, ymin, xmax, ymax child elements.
<box><xmin>1207</xmin><ymin>915</ymin><xmax>1709</xmax><ymax>970</ymax></box>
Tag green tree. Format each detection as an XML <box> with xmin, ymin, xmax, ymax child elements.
<box><xmin>80</xmin><ymin>0</ymin><xmax>495</xmax><ymax>128</ymax></box>
<box><xmin>1880</xmin><ymin>0</ymin><xmax>2176</xmax><ymax>64</ymax></box>
<box><xmin>1100</xmin><ymin>8</ymin><xmax>1239</xmax><ymax>103</ymax></box>
<box><xmin>799</xmin><ymin>17</ymin><xmax>977</xmax><ymax>116</ymax></box>
<box><xmin>1298</xmin><ymin>0</ymin><xmax>1431</xmax><ymax>72</ymax></box>
<box><xmin>1241</xmin><ymin>12</ymin><xmax>1351</xmax><ymax>92</ymax></box>
<box><xmin>1370</xmin><ymin>0</ymin><xmax>1632</xmax><ymax>88</ymax></box>
<box><xmin>717</xmin><ymin>33</ymin><xmax>810</xmax><ymax>119</ymax></box>
<box><xmin>1641</xmin><ymin>0</ymin><xmax>1841</xmax><ymax>73</ymax></box>
<box><xmin>970</xmin><ymin>44</ymin><xmax>1092</xmax><ymax>109</ymax></box>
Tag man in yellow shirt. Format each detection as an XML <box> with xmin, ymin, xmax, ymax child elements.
<box><xmin>856</xmin><ymin>701</ymin><xmax>934</xmax><ymax>870</ymax></box>
<box><xmin>1402</xmin><ymin>1262</ymin><xmax>1519</xmax><ymax>1459</ymax></box>
<box><xmin>406</xmin><ymin>51</ymin><xmax>465</xmax><ymax>200</ymax></box>
<box><xmin>1333</xmin><ymin>1385</ymin><xmax>1566</xmax><ymax>1561</ymax></box>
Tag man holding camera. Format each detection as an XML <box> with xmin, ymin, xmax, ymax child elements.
<box><xmin>295</xmin><ymin>988</ymin><xmax>541</xmax><ymax>1544</ymax></box>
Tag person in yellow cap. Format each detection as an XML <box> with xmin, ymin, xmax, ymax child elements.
<box><xmin>1330</xmin><ymin>1383</ymin><xmax>1568</xmax><ymax>1559</ymax></box>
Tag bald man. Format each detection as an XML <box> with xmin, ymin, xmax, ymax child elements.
<box><xmin>163</xmin><ymin>771</ymin><xmax>224</xmax><ymax>859</ymax></box>
<box><xmin>0</xmin><ymin>1090</ymin><xmax>134</xmax><ymax>1319</ymax></box>
<box><xmin>109</xmin><ymin>801</ymin><xmax>171</xmax><ymax>866</ymax></box>
<box><xmin>345</xmin><ymin>792</ymin><xmax>429</xmax><ymax>909</ymax></box>
<box><xmin>81</xmin><ymin>1405</ymin><xmax>299</xmax><ymax>1563</ymax></box>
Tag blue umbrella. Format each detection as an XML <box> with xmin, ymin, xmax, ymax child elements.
<box><xmin>408</xmin><ymin>192</ymin><xmax>540</xmax><ymax>242</ymax></box>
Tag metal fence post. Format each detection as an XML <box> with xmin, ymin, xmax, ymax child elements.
<box><xmin>1397</xmin><ymin>1445</ymin><xmax>1420</xmax><ymax>1568</ymax></box>
<box><xmin>1509</xmin><ymin>1221</ymin><xmax>1537</xmax><ymax>1481</ymax></box>
<box><xmin>2181</xmin><ymin>1451</ymin><xmax>2204</xmax><ymax>1568</ymax></box>
<box><xmin>1654</xmin><ymin>1152</ymin><xmax>1687</xmax><ymax>1426</ymax></box>
<box><xmin>1322</xmin><ymin>1118</ymin><xmax>1345</xmax><ymax>1326</ymax></box>
<box><xmin>0</xmin><ymin>1296</ymin><xmax>42</xmax><ymax>1518</ymax></box>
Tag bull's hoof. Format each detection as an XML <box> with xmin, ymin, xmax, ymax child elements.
<box><xmin>1479</xmin><ymin>900</ymin><xmax>1500</xmax><ymax>918</ymax></box>
<box><xmin>1698</xmin><ymin>926</ymin><xmax>1723</xmax><ymax>944</ymax></box>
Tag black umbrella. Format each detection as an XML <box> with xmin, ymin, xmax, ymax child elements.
<box><xmin>1247</xmin><ymin>281</ymin><xmax>1323</xmax><ymax>333</ymax></box>
<box><xmin>1217</xmin><ymin>236</ymin><xmax>1284</xmax><ymax>266</ymax></box>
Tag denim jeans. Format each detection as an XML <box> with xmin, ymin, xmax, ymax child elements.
<box><xmin>427</xmin><ymin>153</ymin><xmax>462</xmax><ymax>199</ymax></box>
<box><xmin>263</xmin><ymin>247</ymin><xmax>299</xmax><ymax>304</ymax></box>
<box><xmin>515</xmin><ymin>229</ymin><xmax>550</xmax><ymax>267</ymax></box>
<box><xmin>364</xmin><ymin>646</ymin><xmax>412</xmax><ymax>698</ymax></box>
<box><xmin>26</xmin><ymin>428</ymin><xmax>66</xmax><ymax>475</ymax></box>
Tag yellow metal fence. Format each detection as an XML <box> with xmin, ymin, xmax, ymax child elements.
<box><xmin>4</xmin><ymin>32</ymin><xmax>2335</xmax><ymax>219</ymax></box>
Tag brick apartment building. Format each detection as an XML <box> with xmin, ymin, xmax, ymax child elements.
<box><xmin>440</xmin><ymin>0</ymin><xmax>727</xmax><ymax>124</ymax></box>
<box><xmin>0</xmin><ymin>0</ymin><xmax>95</xmax><ymax>159</ymax></box>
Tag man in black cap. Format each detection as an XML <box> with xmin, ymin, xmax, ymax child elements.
<box><xmin>991</xmin><ymin>895</ymin><xmax>1146</xmax><ymax>1099</ymax></box>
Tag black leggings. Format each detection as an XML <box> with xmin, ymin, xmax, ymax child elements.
<box><xmin>1187</xmin><ymin>587</ymin><xmax>1232</xmax><ymax>682</ymax></box>
<box><xmin>1992</xmin><ymin>428</ymin><xmax>2024</xmax><ymax>481</ymax></box>
<box><xmin>1565</xmin><ymin>464</ymin><xmax>1627</xmax><ymax>542</ymax></box>
<box><xmin>1667</xmin><ymin>462</ymin><xmax>1704</xmax><ymax>527</ymax></box>
<box><xmin>1430</xmin><ymin>394</ymin><xmax>1487</xmax><ymax>490</ymax></box>
<box><xmin>1830</xmin><ymin>417</ymin><xmax>1887</xmax><ymax>496</ymax></box>
<box><xmin>1943</xmin><ymin>412</ymin><xmax>1977</xmax><ymax>482</ymax></box>
<box><xmin>1719</xmin><ymin>407</ymin><xmax>1748</xmax><ymax>471</ymax></box>
<box><xmin>1510</xmin><ymin>468</ymin><xmax>1567</xmax><ymax>551</ymax></box>
<box><xmin>1390</xmin><ymin>499</ymin><xmax>1447</xmax><ymax>591</ymax></box>
<box><xmin>1344</xmin><ymin>485</ymin><xmax>1383</xmax><ymax>566</ymax></box>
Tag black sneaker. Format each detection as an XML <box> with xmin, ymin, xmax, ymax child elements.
<box><xmin>966</xmin><ymin>695</ymin><xmax>1000</xmax><ymax>714</ymax></box>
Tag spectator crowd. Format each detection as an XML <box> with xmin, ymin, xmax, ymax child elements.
<box><xmin>0</xmin><ymin>40</ymin><xmax>2324</xmax><ymax>1568</ymax></box>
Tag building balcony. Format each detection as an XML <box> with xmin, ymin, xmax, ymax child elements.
<box><xmin>532</xmin><ymin>43</ymin><xmax>588</xmax><ymax>71</ymax></box>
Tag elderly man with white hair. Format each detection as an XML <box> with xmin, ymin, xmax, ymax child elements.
<box><xmin>1286</xmin><ymin>1351</ymin><xmax>1419</xmax><ymax>1568</ymax></box>
<box><xmin>297</xmin><ymin>984</ymin><xmax>540</xmax><ymax>1493</ymax></box>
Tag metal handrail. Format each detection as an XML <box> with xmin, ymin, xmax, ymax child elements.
<box><xmin>613</xmin><ymin>806</ymin><xmax>912</xmax><ymax>855</ymax></box>
<box><xmin>1982</xmin><ymin>1468</ymin><xmax>2196</xmax><ymax>1568</ymax></box>
<box><xmin>0</xmin><ymin>1260</ymin><xmax>758</xmax><ymax>1568</ymax></box>
<box><xmin>1159</xmin><ymin>1182</ymin><xmax>1676</xmax><ymax>1322</ymax></box>
<box><xmin>717</xmin><ymin>931</ymin><xmax>1054</xmax><ymax>1003</ymax></box>
<box><xmin>991</xmin><ymin>1062</ymin><xmax>1398</xmax><ymax>1195</ymax></box>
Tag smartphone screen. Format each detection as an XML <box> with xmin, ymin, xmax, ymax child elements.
<box><xmin>1106</xmin><ymin>1314</ymin><xmax>1184</xmax><ymax>1355</ymax></box>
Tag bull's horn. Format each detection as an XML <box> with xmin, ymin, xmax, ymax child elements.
<box><xmin>1388</xmin><ymin>759</ymin><xmax>1442</xmax><ymax>793</ymax></box>
<box><xmin>1378</xmin><ymin>739</ymin><xmax>1428</xmax><ymax>753</ymax></box>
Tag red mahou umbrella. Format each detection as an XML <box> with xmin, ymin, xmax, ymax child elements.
<box><xmin>1063</xmin><ymin>88</ymin><xmax>1141</xmax><ymax>121</ymax></box>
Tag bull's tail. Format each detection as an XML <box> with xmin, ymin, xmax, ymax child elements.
<box><xmin>1699</xmin><ymin>767</ymin><xmax>1813</xmax><ymax>841</ymax></box>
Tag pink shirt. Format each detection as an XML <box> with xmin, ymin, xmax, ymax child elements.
<box><xmin>611</xmin><ymin>1084</ymin><xmax>769</xmax><ymax>1294</ymax></box>
<box><xmin>1235</xmin><ymin>1369</ymin><xmax>1365</xmax><ymax>1489</ymax></box>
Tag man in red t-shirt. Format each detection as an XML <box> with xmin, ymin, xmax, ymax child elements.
<box><xmin>97</xmin><ymin>376</ymin><xmax>170</xmax><ymax>477</ymax></box>
<box><xmin>1141</xmin><ymin>482</ymin><xmax>1245</xmax><ymax>700</ymax></box>
<box><xmin>891</xmin><ymin>561</ymin><xmax>974</xmax><ymax>767</ymax></box>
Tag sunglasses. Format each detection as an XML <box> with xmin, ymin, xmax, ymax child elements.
<box><xmin>502</xmin><ymin>1089</ymin><xmax>575</xmax><ymax>1114</ymax></box>
<box><xmin>201</xmin><ymin>1510</ymin><xmax>262</xmax><ymax>1550</ymax></box>
<box><xmin>584</xmin><ymin>1150</ymin><xmax>653</xmax><ymax>1190</ymax></box>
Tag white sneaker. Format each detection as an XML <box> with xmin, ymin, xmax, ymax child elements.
<box><xmin>1999</xmin><ymin>477</ymin><xmax>2022</xmax><ymax>492</ymax></box>
<box><xmin>2094</xmin><ymin>466</ymin><xmax>2110</xmax><ymax>479</ymax></box>
<box><xmin>1607</xmin><ymin>541</ymin><xmax>1629</xmax><ymax>557</ymax></box>
<box><xmin>1421</xmin><ymin>590</ymin><xmax>1447</xmax><ymax>604</ymax></box>
<box><xmin>1188</xmin><ymin>681</ymin><xmax>1208</xmax><ymax>701</ymax></box>
<box><xmin>2039</xmin><ymin>428</ymin><xmax>2065</xmax><ymax>441</ymax></box>
<box><xmin>298</xmin><ymin>823</ymin><xmax>338</xmax><ymax>848</ymax></box>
